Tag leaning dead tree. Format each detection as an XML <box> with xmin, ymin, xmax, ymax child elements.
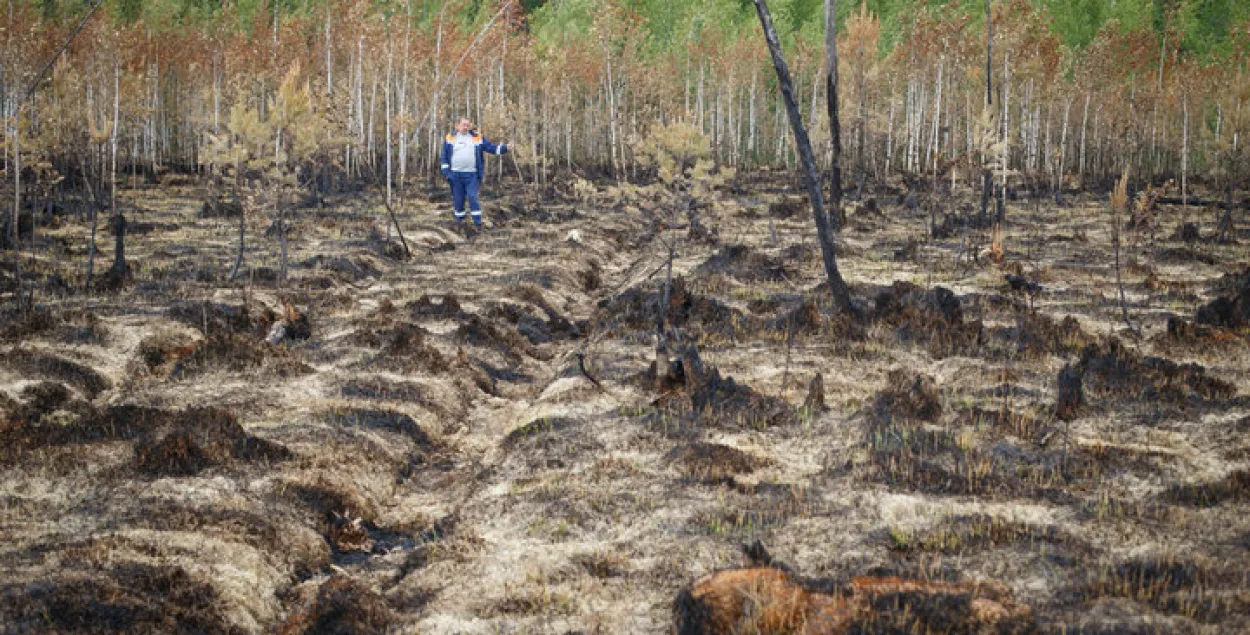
<box><xmin>753</xmin><ymin>0</ymin><xmax>854</xmax><ymax>314</ymax></box>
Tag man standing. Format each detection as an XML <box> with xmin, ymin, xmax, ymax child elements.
<box><xmin>441</xmin><ymin>117</ymin><xmax>508</xmax><ymax>229</ymax></box>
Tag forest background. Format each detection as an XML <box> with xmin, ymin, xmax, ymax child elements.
<box><xmin>3</xmin><ymin>0</ymin><xmax>1249</xmax><ymax>227</ymax></box>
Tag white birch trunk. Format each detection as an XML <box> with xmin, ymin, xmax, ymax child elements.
<box><xmin>1182</xmin><ymin>93</ymin><xmax>1189</xmax><ymax>209</ymax></box>
<box><xmin>325</xmin><ymin>6</ymin><xmax>332</xmax><ymax>94</ymax></box>
<box><xmin>929</xmin><ymin>60</ymin><xmax>943</xmax><ymax>174</ymax></box>
<box><xmin>385</xmin><ymin>45</ymin><xmax>393</xmax><ymax>205</ymax></box>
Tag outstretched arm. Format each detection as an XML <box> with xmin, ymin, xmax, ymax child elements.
<box><xmin>481</xmin><ymin>138</ymin><xmax>508</xmax><ymax>155</ymax></box>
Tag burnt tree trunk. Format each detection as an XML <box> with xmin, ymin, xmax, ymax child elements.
<box><xmin>100</xmin><ymin>212</ymin><xmax>130</xmax><ymax>290</ymax></box>
<box><xmin>753</xmin><ymin>0</ymin><xmax>854</xmax><ymax>315</ymax></box>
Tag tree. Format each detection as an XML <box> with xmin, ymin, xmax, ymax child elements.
<box><xmin>753</xmin><ymin>0</ymin><xmax>854</xmax><ymax>315</ymax></box>
<box><xmin>824</xmin><ymin>0</ymin><xmax>843</xmax><ymax>231</ymax></box>
<box><xmin>980</xmin><ymin>0</ymin><xmax>994</xmax><ymax>224</ymax></box>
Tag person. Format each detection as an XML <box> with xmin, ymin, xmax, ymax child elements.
<box><xmin>441</xmin><ymin>117</ymin><xmax>508</xmax><ymax>229</ymax></box>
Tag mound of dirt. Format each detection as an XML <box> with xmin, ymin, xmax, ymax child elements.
<box><xmin>1075</xmin><ymin>339</ymin><xmax>1235</xmax><ymax>405</ymax></box>
<box><xmin>168</xmin><ymin>300</ymin><xmax>261</xmax><ymax>335</ymax></box>
<box><xmin>1011</xmin><ymin>313</ymin><xmax>1096</xmax><ymax>358</ymax></box>
<box><xmin>693</xmin><ymin>245</ymin><xmax>798</xmax><ymax>283</ymax></box>
<box><xmin>6</xmin><ymin>381</ymin><xmax>95</xmax><ymax>426</ymax></box>
<box><xmin>871</xmin><ymin>370</ymin><xmax>943</xmax><ymax>423</ymax></box>
<box><xmin>1195</xmin><ymin>266</ymin><xmax>1250</xmax><ymax>332</ymax></box>
<box><xmin>499</xmin><ymin>417</ymin><xmax>603</xmax><ymax>470</ymax></box>
<box><xmin>134</xmin><ymin>331</ymin><xmax>200</xmax><ymax>375</ymax></box>
<box><xmin>870</xmin><ymin>282</ymin><xmax>982</xmax><ymax>357</ymax></box>
<box><xmin>597</xmin><ymin>277</ymin><xmax>744</xmax><ymax>341</ymax></box>
<box><xmin>3</xmin><ymin>562</ymin><xmax>233</xmax><ymax>632</ymax></box>
<box><xmin>487</xmin><ymin>290</ymin><xmax>582</xmax><ymax>347</ymax></box>
<box><xmin>283</xmin><ymin>477</ymin><xmax>380</xmax><ymax>524</ymax></box>
<box><xmin>454</xmin><ymin>314</ymin><xmax>538</xmax><ymax>362</ymax></box>
<box><xmin>325</xmin><ymin>408</ymin><xmax>432</xmax><ymax>446</ymax></box>
<box><xmin>0</xmin><ymin>307</ymin><xmax>109</xmax><ymax>344</ymax></box>
<box><xmin>2</xmin><ymin>404</ymin><xmax>171</xmax><ymax>456</ymax></box>
<box><xmin>171</xmin><ymin>333</ymin><xmax>312</xmax><ymax>379</ymax></box>
<box><xmin>277</xmin><ymin>575</ymin><xmax>392</xmax><ymax>635</ymax></box>
<box><xmin>862</xmin><ymin>374</ymin><xmax>1051</xmax><ymax>497</ymax></box>
<box><xmin>1162</xmin><ymin>469</ymin><xmax>1250</xmax><ymax>508</ymax></box>
<box><xmin>488</xmin><ymin>303</ymin><xmax>559</xmax><ymax>345</ymax></box>
<box><xmin>407</xmin><ymin>293</ymin><xmax>464</xmax><ymax>319</ymax></box>
<box><xmin>370</xmin><ymin>332</ymin><xmax>450</xmax><ymax>375</ymax></box>
<box><xmin>302</xmin><ymin>254</ymin><xmax>382</xmax><ymax>282</ymax></box>
<box><xmin>1162</xmin><ymin>315</ymin><xmax>1247</xmax><ymax>349</ymax></box>
<box><xmin>502</xmin><ymin>415</ymin><xmax>576</xmax><ymax>448</ymax></box>
<box><xmin>382</xmin><ymin>322</ymin><xmax>437</xmax><ymax>356</ymax></box>
<box><xmin>0</xmin><ymin>348</ymin><xmax>111</xmax><ymax>398</ymax></box>
<box><xmin>667</xmin><ymin>442</ymin><xmax>767</xmax><ymax>483</ymax></box>
<box><xmin>1071</xmin><ymin>556</ymin><xmax>1249</xmax><ymax>624</ymax></box>
<box><xmin>650</xmin><ymin>344</ymin><xmax>797</xmax><ymax>430</ymax></box>
<box><xmin>133</xmin><ymin>406</ymin><xmax>291</xmax><ymax>477</ymax></box>
<box><xmin>505</xmin><ymin>284</ymin><xmax>583</xmax><ymax>339</ymax></box>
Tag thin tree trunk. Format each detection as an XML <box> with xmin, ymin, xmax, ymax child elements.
<box><xmin>754</xmin><ymin>0</ymin><xmax>853</xmax><ymax>314</ymax></box>
<box><xmin>929</xmin><ymin>60</ymin><xmax>943</xmax><ymax>174</ymax></box>
<box><xmin>606</xmin><ymin>57</ymin><xmax>619</xmax><ymax>179</ymax></box>
<box><xmin>398</xmin><ymin>12</ymin><xmax>410</xmax><ymax>192</ymax></box>
<box><xmin>385</xmin><ymin>43</ymin><xmax>393</xmax><ymax>205</ymax></box>
<box><xmin>10</xmin><ymin>110</ymin><xmax>20</xmax><ymax>310</ymax></box>
<box><xmin>886</xmin><ymin>85</ymin><xmax>895</xmax><ymax>174</ymax></box>
<box><xmin>855</xmin><ymin>56</ymin><xmax>867</xmax><ymax>199</ymax></box>
<box><xmin>1057</xmin><ymin>97</ymin><xmax>1070</xmax><ymax>198</ymax></box>
<box><xmin>229</xmin><ymin>151</ymin><xmax>245</xmax><ymax>281</ymax></box>
<box><xmin>997</xmin><ymin>49</ymin><xmax>1010</xmax><ymax>224</ymax></box>
<box><xmin>325</xmin><ymin>5</ymin><xmax>332</xmax><ymax>94</ymax></box>
<box><xmin>1182</xmin><ymin>93</ymin><xmax>1189</xmax><ymax>210</ymax></box>
<box><xmin>1079</xmin><ymin>92</ymin><xmax>1089</xmax><ymax>180</ymax></box>
<box><xmin>748</xmin><ymin>68</ymin><xmax>757</xmax><ymax>158</ymax></box>
<box><xmin>278</xmin><ymin>205</ymin><xmax>288</xmax><ymax>282</ymax></box>
<box><xmin>980</xmin><ymin>0</ymin><xmax>993</xmax><ymax>223</ymax></box>
<box><xmin>824</xmin><ymin>0</ymin><xmax>843</xmax><ymax>230</ymax></box>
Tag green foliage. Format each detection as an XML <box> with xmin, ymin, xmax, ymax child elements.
<box><xmin>1178</xmin><ymin>0</ymin><xmax>1250</xmax><ymax>59</ymax></box>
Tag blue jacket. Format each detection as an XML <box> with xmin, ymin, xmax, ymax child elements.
<box><xmin>441</xmin><ymin>131</ymin><xmax>507</xmax><ymax>182</ymax></box>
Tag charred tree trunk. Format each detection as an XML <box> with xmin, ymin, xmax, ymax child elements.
<box><xmin>1218</xmin><ymin>184</ymin><xmax>1236</xmax><ymax>242</ymax></box>
<box><xmin>100</xmin><ymin>212</ymin><xmax>130</xmax><ymax>290</ymax></box>
<box><xmin>753</xmin><ymin>0</ymin><xmax>854</xmax><ymax>314</ymax></box>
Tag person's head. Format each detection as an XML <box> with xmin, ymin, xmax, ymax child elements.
<box><xmin>455</xmin><ymin>117</ymin><xmax>473</xmax><ymax>134</ymax></box>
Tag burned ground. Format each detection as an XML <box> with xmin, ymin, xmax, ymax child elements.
<box><xmin>0</xmin><ymin>174</ymin><xmax>1247</xmax><ymax>633</ymax></box>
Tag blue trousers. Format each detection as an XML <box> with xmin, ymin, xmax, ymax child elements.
<box><xmin>449</xmin><ymin>172</ymin><xmax>481</xmax><ymax>224</ymax></box>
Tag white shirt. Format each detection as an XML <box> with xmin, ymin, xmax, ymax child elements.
<box><xmin>451</xmin><ymin>133</ymin><xmax>477</xmax><ymax>172</ymax></box>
